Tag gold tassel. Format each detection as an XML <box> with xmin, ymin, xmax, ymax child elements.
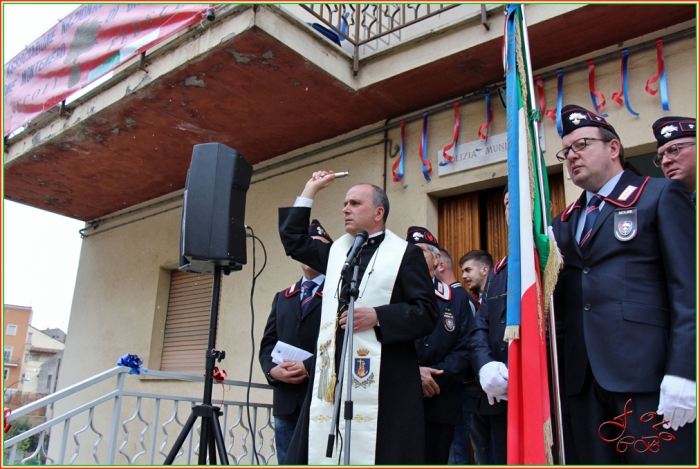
<box><xmin>503</xmin><ymin>325</ymin><xmax>520</xmax><ymax>341</ymax></box>
<box><xmin>325</xmin><ymin>373</ymin><xmax>336</xmax><ymax>402</ymax></box>
<box><xmin>544</xmin><ymin>417</ymin><xmax>554</xmax><ymax>465</ymax></box>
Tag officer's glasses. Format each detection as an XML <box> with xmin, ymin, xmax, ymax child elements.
<box><xmin>555</xmin><ymin>137</ymin><xmax>604</xmax><ymax>162</ymax></box>
<box><xmin>652</xmin><ymin>142</ymin><xmax>696</xmax><ymax>167</ymax></box>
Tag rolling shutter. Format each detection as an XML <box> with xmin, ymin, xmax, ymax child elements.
<box><xmin>160</xmin><ymin>270</ymin><xmax>219</xmax><ymax>372</ymax></box>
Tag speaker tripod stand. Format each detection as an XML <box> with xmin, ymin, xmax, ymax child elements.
<box><xmin>164</xmin><ymin>265</ymin><xmax>231</xmax><ymax>465</ymax></box>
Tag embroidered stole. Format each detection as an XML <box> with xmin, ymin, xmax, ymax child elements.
<box><xmin>308</xmin><ymin>230</ymin><xmax>406</xmax><ymax>464</ymax></box>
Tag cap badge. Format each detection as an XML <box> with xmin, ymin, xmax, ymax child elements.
<box><xmin>316</xmin><ymin>227</ymin><xmax>325</xmax><ymax>235</ymax></box>
<box><xmin>660</xmin><ymin>125</ymin><xmax>678</xmax><ymax>139</ymax></box>
<box><xmin>569</xmin><ymin>112</ymin><xmax>587</xmax><ymax>125</ymax></box>
<box><xmin>412</xmin><ymin>232</ymin><xmax>424</xmax><ymax>241</ymax></box>
<box><xmin>689</xmin><ymin>124</ymin><xmax>695</xmax><ymax>129</ymax></box>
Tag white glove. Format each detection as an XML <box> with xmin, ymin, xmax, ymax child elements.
<box><xmin>479</xmin><ymin>361</ymin><xmax>509</xmax><ymax>405</ymax></box>
<box><xmin>657</xmin><ymin>375</ymin><xmax>696</xmax><ymax>431</ymax></box>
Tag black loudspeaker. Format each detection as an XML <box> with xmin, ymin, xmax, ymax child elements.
<box><xmin>179</xmin><ymin>143</ymin><xmax>253</xmax><ymax>275</ymax></box>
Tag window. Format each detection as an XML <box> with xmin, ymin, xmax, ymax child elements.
<box><xmin>6</xmin><ymin>325</ymin><xmax>17</xmax><ymax>336</ymax></box>
<box><xmin>27</xmin><ymin>333</ymin><xmax>32</xmax><ymax>343</ymax></box>
<box><xmin>160</xmin><ymin>270</ymin><xmax>219</xmax><ymax>372</ymax></box>
<box><xmin>3</xmin><ymin>347</ymin><xmax>13</xmax><ymax>361</ymax></box>
<box><xmin>47</xmin><ymin>374</ymin><xmax>53</xmax><ymax>391</ymax></box>
<box><xmin>3</xmin><ymin>369</ymin><xmax>9</xmax><ymax>380</ymax></box>
<box><xmin>24</xmin><ymin>353</ymin><xmax>29</xmax><ymax>363</ymax></box>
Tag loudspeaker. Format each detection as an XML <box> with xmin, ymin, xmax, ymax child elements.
<box><xmin>179</xmin><ymin>143</ymin><xmax>253</xmax><ymax>275</ymax></box>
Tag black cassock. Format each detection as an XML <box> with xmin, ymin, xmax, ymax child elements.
<box><xmin>278</xmin><ymin>206</ymin><xmax>438</xmax><ymax>464</ymax></box>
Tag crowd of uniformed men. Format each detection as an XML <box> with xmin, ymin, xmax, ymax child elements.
<box><xmin>260</xmin><ymin>105</ymin><xmax>696</xmax><ymax>465</ymax></box>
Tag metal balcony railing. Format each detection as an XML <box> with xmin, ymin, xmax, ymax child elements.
<box><xmin>3</xmin><ymin>366</ymin><xmax>275</xmax><ymax>465</ymax></box>
<box><xmin>298</xmin><ymin>3</ymin><xmax>492</xmax><ymax>74</ymax></box>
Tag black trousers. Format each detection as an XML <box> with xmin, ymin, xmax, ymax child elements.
<box><xmin>568</xmin><ymin>366</ymin><xmax>696</xmax><ymax>465</ymax></box>
<box><xmin>425</xmin><ymin>421</ymin><xmax>455</xmax><ymax>465</ymax></box>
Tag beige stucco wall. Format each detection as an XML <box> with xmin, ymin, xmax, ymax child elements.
<box><xmin>49</xmin><ymin>28</ymin><xmax>696</xmax><ymax>464</ymax></box>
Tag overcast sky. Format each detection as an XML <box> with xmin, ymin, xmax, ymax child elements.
<box><xmin>3</xmin><ymin>4</ymin><xmax>83</xmax><ymax>333</ymax></box>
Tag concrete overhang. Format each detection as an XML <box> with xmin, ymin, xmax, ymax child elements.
<box><xmin>3</xmin><ymin>3</ymin><xmax>695</xmax><ymax>221</ymax></box>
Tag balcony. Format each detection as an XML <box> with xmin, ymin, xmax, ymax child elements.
<box><xmin>3</xmin><ymin>3</ymin><xmax>695</xmax><ymax>221</ymax></box>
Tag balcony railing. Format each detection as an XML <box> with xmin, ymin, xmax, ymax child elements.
<box><xmin>3</xmin><ymin>366</ymin><xmax>275</xmax><ymax>465</ymax></box>
<box><xmin>297</xmin><ymin>3</ymin><xmax>492</xmax><ymax>74</ymax></box>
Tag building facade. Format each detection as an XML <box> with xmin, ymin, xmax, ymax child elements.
<box><xmin>2</xmin><ymin>4</ymin><xmax>696</xmax><ymax>464</ymax></box>
<box><xmin>3</xmin><ymin>305</ymin><xmax>32</xmax><ymax>392</ymax></box>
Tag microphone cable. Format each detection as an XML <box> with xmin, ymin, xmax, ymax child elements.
<box><xmin>245</xmin><ymin>225</ymin><xmax>267</xmax><ymax>465</ymax></box>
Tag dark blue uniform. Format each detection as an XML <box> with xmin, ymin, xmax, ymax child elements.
<box><xmin>552</xmin><ymin>170</ymin><xmax>696</xmax><ymax>464</ymax></box>
<box><xmin>259</xmin><ymin>280</ymin><xmax>323</xmax><ymax>463</ymax></box>
<box><xmin>468</xmin><ymin>257</ymin><xmax>508</xmax><ymax>464</ymax></box>
<box><xmin>415</xmin><ymin>278</ymin><xmax>476</xmax><ymax>464</ymax></box>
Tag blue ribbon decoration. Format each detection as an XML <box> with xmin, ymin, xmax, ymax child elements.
<box><xmin>659</xmin><ymin>58</ymin><xmax>670</xmax><ymax>112</ymax></box>
<box><xmin>621</xmin><ymin>49</ymin><xmax>639</xmax><ymax>117</ymax></box>
<box><xmin>118</xmin><ymin>353</ymin><xmax>148</xmax><ymax>375</ymax></box>
<box><xmin>555</xmin><ymin>68</ymin><xmax>563</xmax><ymax>136</ymax></box>
<box><xmin>420</xmin><ymin>112</ymin><xmax>431</xmax><ymax>181</ymax></box>
<box><xmin>475</xmin><ymin>92</ymin><xmax>493</xmax><ymax>152</ymax></box>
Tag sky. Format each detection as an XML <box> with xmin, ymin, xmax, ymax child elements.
<box><xmin>3</xmin><ymin>3</ymin><xmax>83</xmax><ymax>333</ymax></box>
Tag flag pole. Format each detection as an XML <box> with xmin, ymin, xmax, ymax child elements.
<box><xmin>519</xmin><ymin>5</ymin><xmax>566</xmax><ymax>464</ymax></box>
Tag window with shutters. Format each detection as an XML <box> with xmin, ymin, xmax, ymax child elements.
<box><xmin>160</xmin><ymin>270</ymin><xmax>220</xmax><ymax>373</ymax></box>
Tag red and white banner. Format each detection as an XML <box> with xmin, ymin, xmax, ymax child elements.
<box><xmin>4</xmin><ymin>3</ymin><xmax>209</xmax><ymax>136</ymax></box>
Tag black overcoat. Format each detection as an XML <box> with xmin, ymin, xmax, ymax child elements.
<box><xmin>278</xmin><ymin>206</ymin><xmax>438</xmax><ymax>464</ymax></box>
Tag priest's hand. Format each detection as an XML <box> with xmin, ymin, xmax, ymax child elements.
<box><xmin>420</xmin><ymin>366</ymin><xmax>444</xmax><ymax>398</ymax></box>
<box><xmin>339</xmin><ymin>307</ymin><xmax>378</xmax><ymax>332</ymax></box>
<box><xmin>269</xmin><ymin>360</ymin><xmax>308</xmax><ymax>384</ymax></box>
<box><xmin>300</xmin><ymin>171</ymin><xmax>338</xmax><ymax>199</ymax></box>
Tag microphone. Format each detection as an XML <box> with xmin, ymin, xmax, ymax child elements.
<box><xmin>341</xmin><ymin>230</ymin><xmax>369</xmax><ymax>274</ymax></box>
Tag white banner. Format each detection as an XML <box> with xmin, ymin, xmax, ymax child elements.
<box><xmin>437</xmin><ymin>130</ymin><xmax>546</xmax><ymax>177</ymax></box>
<box><xmin>437</xmin><ymin>132</ymin><xmax>508</xmax><ymax>176</ymax></box>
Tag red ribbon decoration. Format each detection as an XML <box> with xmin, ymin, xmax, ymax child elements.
<box><xmin>612</xmin><ymin>51</ymin><xmax>625</xmax><ymax>106</ymax></box>
<box><xmin>587</xmin><ymin>59</ymin><xmax>607</xmax><ymax>112</ymax></box>
<box><xmin>645</xmin><ymin>38</ymin><xmax>664</xmax><ymax>95</ymax></box>
<box><xmin>212</xmin><ymin>367</ymin><xmax>227</xmax><ymax>384</ymax></box>
<box><xmin>4</xmin><ymin>408</ymin><xmax>12</xmax><ymax>434</ymax></box>
<box><xmin>441</xmin><ymin>101</ymin><xmax>460</xmax><ymax>164</ymax></box>
<box><xmin>392</xmin><ymin>120</ymin><xmax>406</xmax><ymax>182</ymax></box>
<box><xmin>536</xmin><ymin>75</ymin><xmax>556</xmax><ymax>122</ymax></box>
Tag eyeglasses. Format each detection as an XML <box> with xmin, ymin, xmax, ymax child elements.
<box><xmin>652</xmin><ymin>142</ymin><xmax>696</xmax><ymax>167</ymax></box>
<box><xmin>556</xmin><ymin>138</ymin><xmax>604</xmax><ymax>162</ymax></box>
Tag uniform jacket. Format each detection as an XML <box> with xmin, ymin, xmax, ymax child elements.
<box><xmin>552</xmin><ymin>170</ymin><xmax>696</xmax><ymax>396</ymax></box>
<box><xmin>259</xmin><ymin>279</ymin><xmax>324</xmax><ymax>417</ymax></box>
<box><xmin>278</xmin><ymin>206</ymin><xmax>438</xmax><ymax>464</ymax></box>
<box><xmin>415</xmin><ymin>280</ymin><xmax>476</xmax><ymax>425</ymax></box>
<box><xmin>468</xmin><ymin>257</ymin><xmax>509</xmax><ymax>415</ymax></box>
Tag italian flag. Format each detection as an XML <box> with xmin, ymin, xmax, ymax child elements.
<box><xmin>504</xmin><ymin>4</ymin><xmax>561</xmax><ymax>465</ymax></box>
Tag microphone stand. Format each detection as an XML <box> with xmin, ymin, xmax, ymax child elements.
<box><xmin>326</xmin><ymin>259</ymin><xmax>362</xmax><ymax>464</ymax></box>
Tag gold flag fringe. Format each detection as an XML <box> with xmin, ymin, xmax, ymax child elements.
<box><xmin>544</xmin><ymin>417</ymin><xmax>554</xmax><ymax>465</ymax></box>
<box><xmin>504</xmin><ymin>325</ymin><xmax>520</xmax><ymax>341</ymax></box>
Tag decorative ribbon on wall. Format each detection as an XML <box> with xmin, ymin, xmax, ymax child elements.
<box><xmin>441</xmin><ymin>101</ymin><xmax>460</xmax><ymax>166</ymax></box>
<box><xmin>477</xmin><ymin>92</ymin><xmax>493</xmax><ymax>149</ymax></box>
<box><xmin>536</xmin><ymin>75</ymin><xmax>557</xmax><ymax>122</ymax></box>
<box><xmin>555</xmin><ymin>68</ymin><xmax>564</xmax><ymax>136</ymax></box>
<box><xmin>587</xmin><ymin>59</ymin><xmax>608</xmax><ymax>117</ymax></box>
<box><xmin>392</xmin><ymin>120</ymin><xmax>406</xmax><ymax>182</ymax></box>
<box><xmin>419</xmin><ymin>112</ymin><xmax>432</xmax><ymax>180</ymax></box>
<box><xmin>611</xmin><ymin>49</ymin><xmax>639</xmax><ymax>116</ymax></box>
<box><xmin>645</xmin><ymin>38</ymin><xmax>670</xmax><ymax>111</ymax></box>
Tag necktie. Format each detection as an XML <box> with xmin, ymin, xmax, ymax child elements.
<box><xmin>579</xmin><ymin>194</ymin><xmax>603</xmax><ymax>249</ymax></box>
<box><xmin>300</xmin><ymin>280</ymin><xmax>316</xmax><ymax>316</ymax></box>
